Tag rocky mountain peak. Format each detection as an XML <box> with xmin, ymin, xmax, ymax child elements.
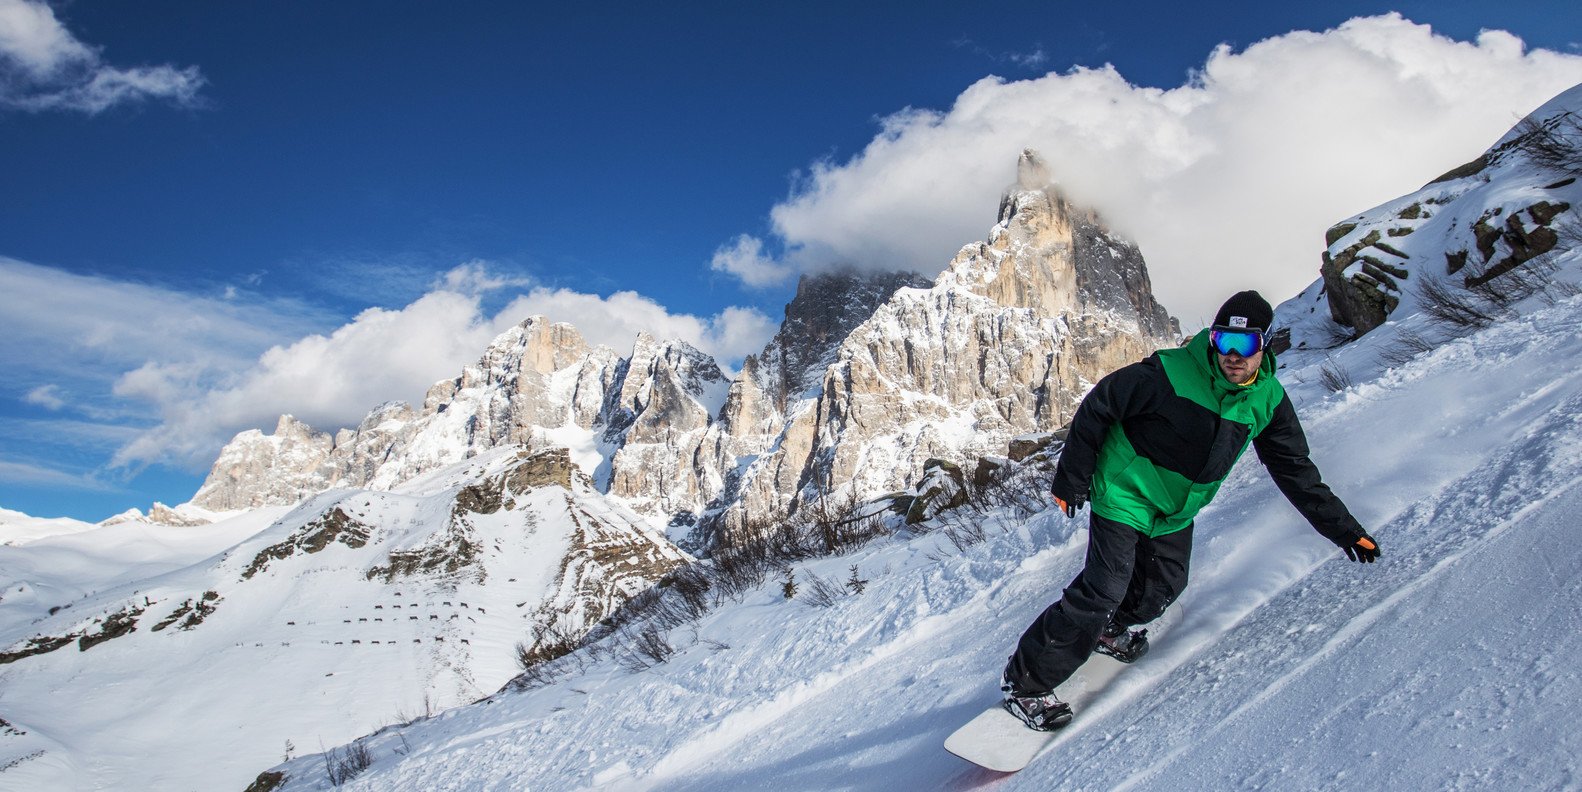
<box><xmin>706</xmin><ymin>151</ymin><xmax>1180</xmax><ymax>547</ymax></box>
<box><xmin>748</xmin><ymin>267</ymin><xmax>934</xmax><ymax>411</ymax></box>
<box><xmin>959</xmin><ymin>149</ymin><xmax>1176</xmax><ymax>337</ymax></box>
<box><xmin>191</xmin><ymin>416</ymin><xmax>334</xmax><ymax>512</ymax></box>
<box><xmin>1015</xmin><ymin>147</ymin><xmax>1051</xmax><ymax>192</ymax></box>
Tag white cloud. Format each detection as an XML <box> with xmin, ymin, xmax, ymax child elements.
<box><xmin>727</xmin><ymin>14</ymin><xmax>1582</xmax><ymax>323</ymax></box>
<box><xmin>4</xmin><ymin>257</ymin><xmax>774</xmax><ymax>473</ymax></box>
<box><xmin>437</xmin><ymin>259</ymin><xmax>534</xmax><ymax>295</ymax></box>
<box><xmin>0</xmin><ymin>0</ymin><xmax>88</xmax><ymax>75</ymax></box>
<box><xmin>40</xmin><ymin>261</ymin><xmax>779</xmax><ymax>470</ymax></box>
<box><xmin>710</xmin><ymin>234</ymin><xmax>795</xmax><ymax>289</ymax></box>
<box><xmin>109</xmin><ymin>289</ymin><xmax>519</xmax><ymax>469</ymax></box>
<box><xmin>23</xmin><ymin>384</ymin><xmax>64</xmax><ymax>410</ymax></box>
<box><xmin>0</xmin><ymin>0</ymin><xmax>204</xmax><ymax>114</ymax></box>
<box><xmin>499</xmin><ymin>287</ymin><xmax>778</xmax><ymax>366</ymax></box>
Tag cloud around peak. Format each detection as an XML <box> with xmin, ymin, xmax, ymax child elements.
<box><xmin>715</xmin><ymin>14</ymin><xmax>1582</xmax><ymax>322</ymax></box>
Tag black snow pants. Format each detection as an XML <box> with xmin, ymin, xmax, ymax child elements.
<box><xmin>1006</xmin><ymin>512</ymin><xmax>1192</xmax><ymax>694</ymax></box>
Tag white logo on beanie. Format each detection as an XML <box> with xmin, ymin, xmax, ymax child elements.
<box><xmin>1229</xmin><ymin>316</ymin><xmax>1248</xmax><ymax>328</ymax></box>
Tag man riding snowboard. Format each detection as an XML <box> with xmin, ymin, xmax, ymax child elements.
<box><xmin>1001</xmin><ymin>290</ymin><xmax>1380</xmax><ymax>731</ymax></box>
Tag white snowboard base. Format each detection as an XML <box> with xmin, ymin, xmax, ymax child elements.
<box><xmin>944</xmin><ymin>606</ymin><xmax>1183</xmax><ymax>772</ymax></box>
<box><xmin>943</xmin><ymin>656</ymin><xmax>1124</xmax><ymax>771</ymax></box>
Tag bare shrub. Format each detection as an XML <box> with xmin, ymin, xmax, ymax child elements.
<box><xmin>647</xmin><ymin>565</ymin><xmax>711</xmax><ymax>629</ymax></box>
<box><xmin>324</xmin><ymin>739</ymin><xmax>373</xmax><ymax>787</ymax></box>
<box><xmin>515</xmin><ymin>620</ymin><xmax>580</xmax><ymax>672</ymax></box>
<box><xmin>1466</xmin><ymin>254</ymin><xmax>1557</xmax><ymax>309</ymax></box>
<box><xmin>1418</xmin><ymin>276</ymin><xmax>1501</xmax><ymax>331</ymax></box>
<box><xmin>966</xmin><ymin>460</ymin><xmax>1054</xmax><ymax>521</ymax></box>
<box><xmin>616</xmin><ymin>624</ymin><xmax>675</xmax><ymax>671</ymax></box>
<box><xmin>936</xmin><ymin>510</ymin><xmax>988</xmax><ymax>552</ymax></box>
<box><xmin>800</xmin><ymin>572</ymin><xmax>845</xmax><ymax>608</ymax></box>
<box><xmin>1321</xmin><ymin>320</ymin><xmax>1356</xmax><ymax>349</ymax></box>
<box><xmin>1318</xmin><ymin>359</ymin><xmax>1354</xmax><ymax>393</ymax></box>
<box><xmin>711</xmin><ymin>539</ymin><xmax>777</xmax><ymax>603</ymax></box>
<box><xmin>1513</xmin><ymin>112</ymin><xmax>1582</xmax><ymax>176</ymax></box>
<box><xmin>779</xmin><ymin>489</ymin><xmax>890</xmax><ymax>559</ymax></box>
<box><xmin>1379</xmin><ymin>328</ymin><xmax>1438</xmax><ymax>368</ymax></box>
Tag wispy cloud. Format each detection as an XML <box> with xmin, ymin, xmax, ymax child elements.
<box><xmin>0</xmin><ymin>416</ymin><xmax>142</xmax><ymax>451</ymax></box>
<box><xmin>728</xmin><ymin>15</ymin><xmax>1582</xmax><ymax>322</ymax></box>
<box><xmin>0</xmin><ymin>457</ymin><xmax>120</xmax><ymax>491</ymax></box>
<box><xmin>0</xmin><ymin>256</ymin><xmax>335</xmax><ymax>393</ymax></box>
<box><xmin>23</xmin><ymin>384</ymin><xmax>64</xmax><ymax>410</ymax></box>
<box><xmin>0</xmin><ymin>0</ymin><xmax>204</xmax><ymax>114</ymax></box>
<box><xmin>953</xmin><ymin>38</ymin><xmax>1050</xmax><ymax>70</ymax></box>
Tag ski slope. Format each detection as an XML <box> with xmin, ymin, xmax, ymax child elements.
<box><xmin>260</xmin><ymin>273</ymin><xmax>1582</xmax><ymax>791</ymax></box>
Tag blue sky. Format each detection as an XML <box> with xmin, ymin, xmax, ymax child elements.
<box><xmin>4</xmin><ymin>0</ymin><xmax>1582</xmax><ymax>521</ymax></box>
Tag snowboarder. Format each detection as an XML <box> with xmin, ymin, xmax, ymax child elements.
<box><xmin>1001</xmin><ymin>290</ymin><xmax>1379</xmax><ymax>731</ymax></box>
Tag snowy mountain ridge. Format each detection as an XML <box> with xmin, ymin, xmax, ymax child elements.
<box><xmin>1</xmin><ymin>148</ymin><xmax>1183</xmax><ymax>791</ymax></box>
<box><xmin>189</xmin><ymin>150</ymin><xmax>1178</xmax><ymax>555</ymax></box>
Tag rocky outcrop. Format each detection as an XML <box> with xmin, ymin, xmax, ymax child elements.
<box><xmin>1459</xmin><ymin>200</ymin><xmax>1571</xmax><ymax>286</ymax></box>
<box><xmin>1319</xmin><ymin>89</ymin><xmax>1581</xmax><ymax>338</ymax></box>
<box><xmin>603</xmin><ymin>335</ymin><xmax>728</xmax><ymax>519</ymax></box>
<box><xmin>243</xmin><ymin>508</ymin><xmax>372</xmax><ymax>580</ymax></box>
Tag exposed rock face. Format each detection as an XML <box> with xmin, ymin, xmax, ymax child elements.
<box><xmin>730</xmin><ymin>269</ymin><xmax>936</xmax><ymax>422</ymax></box>
<box><xmin>191</xmin><ymin>416</ymin><xmax>335</xmax><ymax>511</ymax></box>
<box><xmin>702</xmin><ymin>268</ymin><xmax>935</xmax><ymax>516</ymax></box>
<box><xmin>191</xmin><ymin>320</ymin><xmax>727</xmax><ymax>522</ymax></box>
<box><xmin>710</xmin><ymin>150</ymin><xmax>1178</xmax><ymax>545</ymax></box>
<box><xmin>602</xmin><ymin>334</ymin><xmax>728</xmax><ymax>518</ymax></box>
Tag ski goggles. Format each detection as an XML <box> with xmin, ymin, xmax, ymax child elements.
<box><xmin>1209</xmin><ymin>326</ymin><xmax>1265</xmax><ymax>357</ymax></box>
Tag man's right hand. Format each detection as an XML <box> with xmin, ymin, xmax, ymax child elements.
<box><xmin>1343</xmin><ymin>532</ymin><xmax>1381</xmax><ymax>563</ymax></box>
<box><xmin>1050</xmin><ymin>479</ymin><xmax>1085</xmax><ymax>518</ymax></box>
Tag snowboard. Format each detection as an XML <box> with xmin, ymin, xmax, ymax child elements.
<box><xmin>944</xmin><ymin>606</ymin><xmax>1183</xmax><ymax>772</ymax></box>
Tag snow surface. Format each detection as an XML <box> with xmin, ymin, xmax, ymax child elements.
<box><xmin>0</xmin><ymin>509</ymin><xmax>98</xmax><ymax>547</ymax></box>
<box><xmin>246</xmin><ymin>262</ymin><xmax>1582</xmax><ymax>791</ymax></box>
<box><xmin>8</xmin><ymin>86</ymin><xmax>1582</xmax><ymax>792</ymax></box>
<box><xmin>0</xmin><ymin>449</ymin><xmax>686</xmax><ymax>791</ymax></box>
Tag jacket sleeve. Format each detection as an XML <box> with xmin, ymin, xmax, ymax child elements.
<box><xmin>1253</xmin><ymin>393</ymin><xmax>1365</xmax><ymax>545</ymax></box>
<box><xmin>1053</xmin><ymin>358</ymin><xmax>1164</xmax><ymax>501</ymax></box>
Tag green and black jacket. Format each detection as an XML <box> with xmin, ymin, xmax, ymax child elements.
<box><xmin>1054</xmin><ymin>329</ymin><xmax>1364</xmax><ymax>545</ymax></box>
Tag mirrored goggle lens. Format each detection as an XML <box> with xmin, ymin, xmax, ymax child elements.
<box><xmin>1211</xmin><ymin>329</ymin><xmax>1263</xmax><ymax>357</ymax></box>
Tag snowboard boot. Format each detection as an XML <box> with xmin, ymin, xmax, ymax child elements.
<box><xmin>1000</xmin><ymin>659</ymin><xmax>1073</xmax><ymax>731</ymax></box>
<box><xmin>1094</xmin><ymin>619</ymin><xmax>1149</xmax><ymax>664</ymax></box>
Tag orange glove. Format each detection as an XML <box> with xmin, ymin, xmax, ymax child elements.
<box><xmin>1343</xmin><ymin>532</ymin><xmax>1380</xmax><ymax>563</ymax></box>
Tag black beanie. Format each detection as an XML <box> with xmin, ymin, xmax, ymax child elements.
<box><xmin>1214</xmin><ymin>290</ymin><xmax>1273</xmax><ymax>332</ymax></box>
